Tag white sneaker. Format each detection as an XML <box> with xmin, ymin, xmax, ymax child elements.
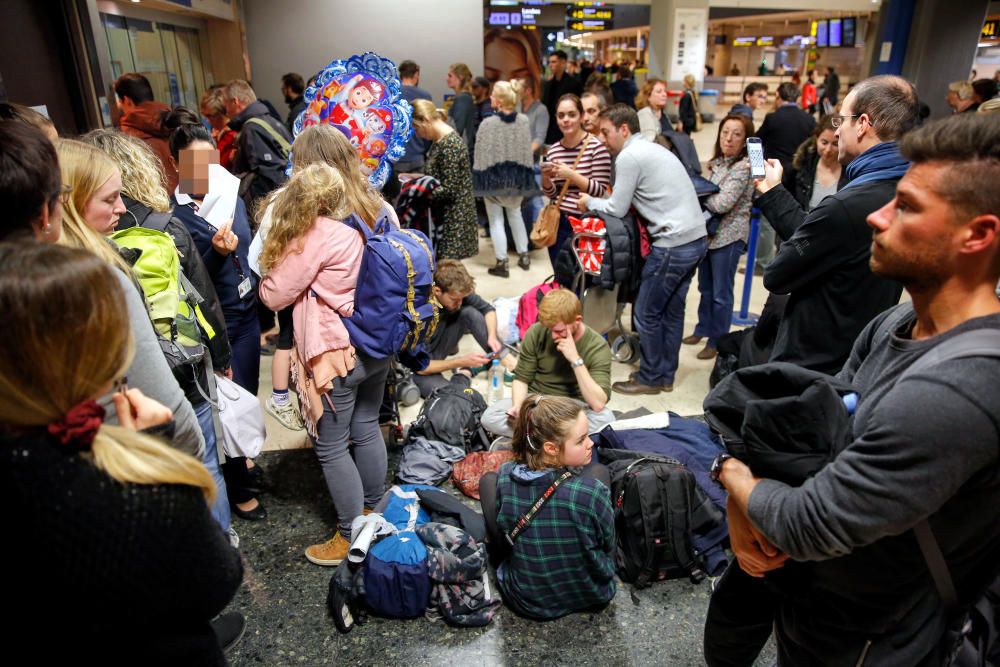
<box><xmin>266</xmin><ymin>397</ymin><xmax>305</xmax><ymax>431</ymax></box>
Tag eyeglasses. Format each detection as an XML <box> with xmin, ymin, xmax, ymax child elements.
<box><xmin>830</xmin><ymin>114</ymin><xmax>859</xmax><ymax>129</ymax></box>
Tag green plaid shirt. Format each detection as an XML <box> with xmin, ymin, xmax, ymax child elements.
<box><xmin>495</xmin><ymin>463</ymin><xmax>616</xmax><ymax>619</ymax></box>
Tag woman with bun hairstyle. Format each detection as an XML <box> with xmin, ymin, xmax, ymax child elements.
<box><xmin>166</xmin><ymin>108</ymin><xmax>265</xmax><ymax>522</ymax></box>
<box><xmin>0</xmin><ymin>242</ymin><xmax>242</xmax><ymax>665</ymax></box>
<box><xmin>259</xmin><ymin>125</ymin><xmax>398</xmax><ymax>567</ymax></box>
<box><xmin>54</xmin><ymin>138</ymin><xmax>205</xmax><ymax>459</ymax></box>
<box><xmin>410</xmin><ymin>98</ymin><xmax>479</xmax><ymax>259</ymax></box>
<box><xmin>479</xmin><ymin>394</ymin><xmax>616</xmax><ymax>620</ymax></box>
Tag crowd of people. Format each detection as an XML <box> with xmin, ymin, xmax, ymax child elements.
<box><xmin>1</xmin><ymin>47</ymin><xmax>998</xmax><ymax>666</ymax></box>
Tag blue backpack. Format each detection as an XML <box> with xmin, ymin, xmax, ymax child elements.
<box><xmin>363</xmin><ymin>484</ymin><xmax>435</xmax><ymax>619</ymax></box>
<box><xmin>342</xmin><ymin>209</ymin><xmax>438</xmax><ymax>359</ymax></box>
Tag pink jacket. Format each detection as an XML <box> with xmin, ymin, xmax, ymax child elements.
<box><xmin>259</xmin><ymin>204</ymin><xmax>398</xmax><ymax>365</ymax></box>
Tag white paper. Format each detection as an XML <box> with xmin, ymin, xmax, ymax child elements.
<box><xmin>196</xmin><ymin>163</ymin><xmax>241</xmax><ymax>231</ymax></box>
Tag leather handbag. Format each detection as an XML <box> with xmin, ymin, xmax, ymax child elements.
<box><xmin>530</xmin><ymin>138</ymin><xmax>589</xmax><ymax>248</ymax></box>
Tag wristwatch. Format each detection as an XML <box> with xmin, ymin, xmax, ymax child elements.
<box><xmin>710</xmin><ymin>453</ymin><xmax>734</xmax><ymax>488</ymax></box>
<box><xmin>571</xmin><ymin>357</ymin><xmax>585</xmax><ymax>368</ymax></box>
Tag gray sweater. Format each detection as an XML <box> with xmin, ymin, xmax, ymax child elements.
<box><xmin>748</xmin><ymin>303</ymin><xmax>1000</xmax><ymax>664</ymax></box>
<box><xmin>586</xmin><ymin>134</ymin><xmax>705</xmax><ymax>248</ymax></box>
<box><xmin>100</xmin><ymin>270</ymin><xmax>204</xmax><ymax>457</ymax></box>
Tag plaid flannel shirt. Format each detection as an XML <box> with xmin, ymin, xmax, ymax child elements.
<box><xmin>495</xmin><ymin>463</ymin><xmax>616</xmax><ymax>619</ymax></box>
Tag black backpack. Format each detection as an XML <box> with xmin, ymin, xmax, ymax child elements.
<box><xmin>604</xmin><ymin>449</ymin><xmax>724</xmax><ymax>588</ymax></box>
<box><xmin>408</xmin><ymin>384</ymin><xmax>489</xmax><ymax>452</ymax></box>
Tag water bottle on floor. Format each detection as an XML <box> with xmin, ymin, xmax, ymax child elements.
<box><xmin>488</xmin><ymin>359</ymin><xmax>504</xmax><ymax>402</ymax></box>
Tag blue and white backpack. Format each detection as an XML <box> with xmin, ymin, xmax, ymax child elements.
<box><xmin>342</xmin><ymin>209</ymin><xmax>438</xmax><ymax>359</ymax></box>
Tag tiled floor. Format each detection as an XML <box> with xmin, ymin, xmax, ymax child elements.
<box><xmin>228</xmin><ymin>111</ymin><xmax>778</xmax><ymax>666</ymax></box>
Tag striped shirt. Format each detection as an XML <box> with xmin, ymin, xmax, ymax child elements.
<box><xmin>542</xmin><ymin>134</ymin><xmax>612</xmax><ymax>214</ymax></box>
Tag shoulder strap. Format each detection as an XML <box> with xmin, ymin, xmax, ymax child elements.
<box><xmin>140</xmin><ymin>211</ymin><xmax>174</xmax><ymax>233</ymax></box>
<box><xmin>505</xmin><ymin>470</ymin><xmax>573</xmax><ymax>546</ymax></box>
<box><xmin>905</xmin><ymin>327</ymin><xmax>1000</xmax><ymax>614</ymax></box>
<box><xmin>554</xmin><ymin>136</ymin><xmax>591</xmax><ymax>209</ymax></box>
<box><xmin>245</xmin><ymin>117</ymin><xmax>292</xmax><ymax>154</ymax></box>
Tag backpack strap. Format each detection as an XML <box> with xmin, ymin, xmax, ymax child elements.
<box><xmin>903</xmin><ymin>328</ymin><xmax>1000</xmax><ymax>615</ymax></box>
<box><xmin>505</xmin><ymin>470</ymin><xmax>573</xmax><ymax>546</ymax></box>
<box><xmin>140</xmin><ymin>211</ymin><xmax>174</xmax><ymax>234</ymax></box>
<box><xmin>245</xmin><ymin>117</ymin><xmax>292</xmax><ymax>155</ymax></box>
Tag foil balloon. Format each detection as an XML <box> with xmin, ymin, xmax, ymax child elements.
<box><xmin>293</xmin><ymin>52</ymin><xmax>412</xmax><ymax>189</ymax></box>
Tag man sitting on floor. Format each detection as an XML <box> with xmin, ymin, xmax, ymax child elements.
<box><xmin>481</xmin><ymin>288</ymin><xmax>613</xmax><ymax>437</ymax></box>
<box><xmin>415</xmin><ymin>259</ymin><xmax>515</xmax><ymax>397</ymax></box>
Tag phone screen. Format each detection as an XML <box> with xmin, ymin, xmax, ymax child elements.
<box><xmin>747</xmin><ymin>138</ymin><xmax>766</xmax><ymax>179</ymax></box>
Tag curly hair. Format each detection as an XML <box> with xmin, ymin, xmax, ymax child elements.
<box><xmin>259</xmin><ymin>163</ymin><xmax>346</xmax><ymax>274</ymax></box>
<box><xmin>80</xmin><ymin>129</ymin><xmax>171</xmax><ymax>214</ymax></box>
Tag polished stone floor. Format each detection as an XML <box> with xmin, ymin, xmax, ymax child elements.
<box><xmin>223</xmin><ymin>444</ymin><xmax>775</xmax><ymax>667</ymax></box>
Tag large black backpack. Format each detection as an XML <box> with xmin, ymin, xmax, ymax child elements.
<box><xmin>605</xmin><ymin>449</ymin><xmax>724</xmax><ymax>588</ymax></box>
<box><xmin>408</xmin><ymin>384</ymin><xmax>489</xmax><ymax>452</ymax></box>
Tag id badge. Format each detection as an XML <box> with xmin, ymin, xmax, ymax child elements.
<box><xmin>237</xmin><ymin>276</ymin><xmax>252</xmax><ymax>299</ymax></box>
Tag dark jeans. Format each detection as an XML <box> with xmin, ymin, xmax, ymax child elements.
<box><xmin>479</xmin><ymin>462</ymin><xmax>611</xmax><ymax>564</ymax></box>
<box><xmin>703</xmin><ymin>560</ymin><xmax>776</xmax><ymax>667</ymax></box>
<box><xmin>634</xmin><ymin>238</ymin><xmax>708</xmax><ymax>386</ymax></box>
<box><xmin>547</xmin><ymin>212</ymin><xmax>574</xmax><ymax>270</ymax></box>
<box><xmin>694</xmin><ymin>241</ymin><xmax>746</xmax><ymax>348</ymax></box>
<box><xmin>314</xmin><ymin>353</ymin><xmax>390</xmax><ymax>537</ymax></box>
<box><xmin>414</xmin><ymin>305</ymin><xmax>492</xmax><ymax>398</ymax></box>
<box><xmin>226</xmin><ymin>306</ymin><xmax>261</xmax><ymax>396</ymax></box>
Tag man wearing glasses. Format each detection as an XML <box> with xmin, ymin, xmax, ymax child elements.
<box><xmin>751</xmin><ymin>75</ymin><xmax>919</xmax><ymax>375</ymax></box>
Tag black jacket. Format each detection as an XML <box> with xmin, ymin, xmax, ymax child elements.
<box><xmin>756</xmin><ymin>105</ymin><xmax>816</xmax><ymax>189</ymax></box>
<box><xmin>757</xmin><ymin>179</ymin><xmax>903</xmax><ymax>375</ymax></box>
<box><xmin>678</xmin><ymin>90</ymin><xmax>698</xmax><ymax>134</ymax></box>
<box><xmin>552</xmin><ymin>210</ymin><xmax>642</xmax><ymax>305</ymax></box>
<box><xmin>286</xmin><ymin>95</ymin><xmax>307</xmax><ymax>134</ymax></box>
<box><xmin>229</xmin><ymin>101</ymin><xmax>292</xmax><ymax>215</ymax></box>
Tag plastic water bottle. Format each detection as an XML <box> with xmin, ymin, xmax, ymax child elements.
<box><xmin>488</xmin><ymin>359</ymin><xmax>504</xmax><ymax>402</ymax></box>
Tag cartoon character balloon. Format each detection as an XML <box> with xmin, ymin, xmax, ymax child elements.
<box><xmin>292</xmin><ymin>52</ymin><xmax>412</xmax><ymax>188</ymax></box>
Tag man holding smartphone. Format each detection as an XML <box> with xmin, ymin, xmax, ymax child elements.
<box><xmin>414</xmin><ymin>260</ymin><xmax>515</xmax><ymax>398</ymax></box>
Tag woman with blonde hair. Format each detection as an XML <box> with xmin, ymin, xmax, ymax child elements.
<box><xmin>678</xmin><ymin>73</ymin><xmax>701</xmax><ymax>134</ymax></box>
<box><xmin>447</xmin><ymin>62</ymin><xmax>476</xmax><ymax>148</ymax></box>
<box><xmin>635</xmin><ymin>77</ymin><xmax>670</xmax><ymax>140</ymax></box>
<box><xmin>55</xmin><ymin>138</ymin><xmax>206</xmax><ymax>459</ymax></box>
<box><xmin>81</xmin><ymin>128</ymin><xmax>235</xmax><ymax>533</ymax></box>
<box><xmin>410</xmin><ymin>98</ymin><xmax>479</xmax><ymax>259</ymax></box>
<box><xmin>259</xmin><ymin>125</ymin><xmax>397</xmax><ymax>567</ymax></box>
<box><xmin>0</xmin><ymin>242</ymin><xmax>242</xmax><ymax>663</ymax></box>
<box><xmin>473</xmin><ymin>80</ymin><xmax>535</xmax><ymax>276</ymax></box>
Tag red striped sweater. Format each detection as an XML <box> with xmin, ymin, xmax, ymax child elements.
<box><xmin>542</xmin><ymin>134</ymin><xmax>612</xmax><ymax>214</ymax></box>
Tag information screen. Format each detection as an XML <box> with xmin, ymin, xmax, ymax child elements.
<box><xmin>843</xmin><ymin>17</ymin><xmax>856</xmax><ymax>47</ymax></box>
<box><xmin>829</xmin><ymin>19</ymin><xmax>842</xmax><ymax>48</ymax></box>
<box><xmin>816</xmin><ymin>19</ymin><xmax>829</xmax><ymax>48</ymax></box>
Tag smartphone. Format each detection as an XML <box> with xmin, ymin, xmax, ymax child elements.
<box><xmin>747</xmin><ymin>137</ymin><xmax>766</xmax><ymax>179</ymax></box>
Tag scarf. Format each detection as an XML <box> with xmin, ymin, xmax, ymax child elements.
<box><xmin>842</xmin><ymin>141</ymin><xmax>910</xmax><ymax>191</ymax></box>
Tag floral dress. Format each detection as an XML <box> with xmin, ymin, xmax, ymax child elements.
<box><xmin>426</xmin><ymin>131</ymin><xmax>479</xmax><ymax>259</ymax></box>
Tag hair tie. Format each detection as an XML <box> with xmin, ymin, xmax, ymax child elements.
<box><xmin>47</xmin><ymin>400</ymin><xmax>105</xmax><ymax>450</ymax></box>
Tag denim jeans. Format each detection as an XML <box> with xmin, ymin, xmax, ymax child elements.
<box><xmin>194</xmin><ymin>399</ymin><xmax>231</xmax><ymax>532</ymax></box>
<box><xmin>694</xmin><ymin>241</ymin><xmax>746</xmax><ymax>347</ymax></box>
<box><xmin>634</xmin><ymin>238</ymin><xmax>708</xmax><ymax>386</ymax></box>
<box><xmin>548</xmin><ymin>212</ymin><xmax>574</xmax><ymax>270</ymax></box>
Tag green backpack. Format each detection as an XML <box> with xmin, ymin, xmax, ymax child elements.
<box><xmin>111</xmin><ymin>225</ymin><xmax>215</xmax><ymax>370</ymax></box>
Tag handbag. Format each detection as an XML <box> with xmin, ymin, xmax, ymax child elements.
<box><xmin>215</xmin><ymin>374</ymin><xmax>267</xmax><ymax>458</ymax></box>
<box><xmin>530</xmin><ymin>138</ymin><xmax>589</xmax><ymax>248</ymax></box>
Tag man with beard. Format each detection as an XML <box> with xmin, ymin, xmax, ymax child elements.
<box><xmin>281</xmin><ymin>73</ymin><xmax>307</xmax><ymax>134</ymax></box>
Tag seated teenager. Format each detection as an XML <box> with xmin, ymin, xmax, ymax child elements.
<box><xmin>415</xmin><ymin>259</ymin><xmax>515</xmax><ymax>397</ymax></box>
<box><xmin>479</xmin><ymin>395</ymin><xmax>616</xmax><ymax>620</ymax></box>
<box><xmin>481</xmin><ymin>288</ymin><xmax>613</xmax><ymax>437</ymax></box>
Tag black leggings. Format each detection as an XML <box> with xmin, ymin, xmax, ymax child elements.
<box><xmin>478</xmin><ymin>462</ymin><xmax>611</xmax><ymax>564</ymax></box>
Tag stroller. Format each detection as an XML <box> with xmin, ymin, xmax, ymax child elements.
<box><xmin>378</xmin><ymin>360</ymin><xmax>422</xmax><ymax>447</ymax></box>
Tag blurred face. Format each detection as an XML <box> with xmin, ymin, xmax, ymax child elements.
<box><xmin>83</xmin><ymin>170</ymin><xmax>126</xmax><ymax>235</ymax></box>
<box><xmin>581</xmin><ymin>94</ymin><xmax>601</xmax><ymax>132</ymax></box>
<box><xmin>649</xmin><ymin>83</ymin><xmax>668</xmax><ymax>109</ymax></box>
<box><xmin>598</xmin><ymin>118</ymin><xmax>628</xmax><ymax>155</ymax></box>
<box><xmin>556</xmin><ymin>412</ymin><xmax>593</xmax><ymax>467</ymax></box>
<box><xmin>548</xmin><ymin>55</ymin><xmax>566</xmax><ymax>78</ymax></box>
<box><xmin>816</xmin><ymin>129</ymin><xmax>839</xmax><ymax>163</ymax></box>
<box><xmin>433</xmin><ymin>286</ymin><xmax>467</xmax><ymax>312</ymax></box>
<box><xmin>718</xmin><ymin>118</ymin><xmax>746</xmax><ymax>158</ymax></box>
<box><xmin>867</xmin><ymin>163</ymin><xmax>959</xmax><ymax>289</ymax></box>
<box><xmin>556</xmin><ymin>100</ymin><xmax>582</xmax><ymax>137</ymax></box>
<box><xmin>178</xmin><ymin>140</ymin><xmax>218</xmax><ymax>195</ymax></box>
<box><xmin>446</xmin><ymin>70</ymin><xmax>460</xmax><ymax>91</ymax></box>
<box><xmin>747</xmin><ymin>89</ymin><xmax>769</xmax><ymax>110</ymax></box>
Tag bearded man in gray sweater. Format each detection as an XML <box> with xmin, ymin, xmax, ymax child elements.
<box><xmin>712</xmin><ymin>113</ymin><xmax>1000</xmax><ymax>665</ymax></box>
